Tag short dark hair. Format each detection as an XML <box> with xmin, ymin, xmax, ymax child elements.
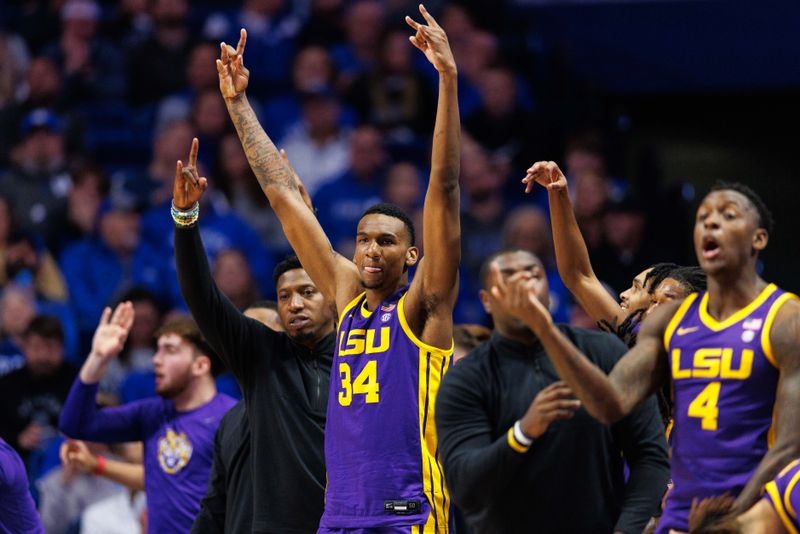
<box><xmin>453</xmin><ymin>324</ymin><xmax>491</xmax><ymax>351</ymax></box>
<box><xmin>643</xmin><ymin>263</ymin><xmax>681</xmax><ymax>295</ymax></box>
<box><xmin>24</xmin><ymin>315</ymin><xmax>64</xmax><ymax>343</ymax></box>
<box><xmin>155</xmin><ymin>316</ymin><xmax>221</xmax><ymax>376</ymax></box>
<box><xmin>273</xmin><ymin>255</ymin><xmax>303</xmax><ymax>287</ymax></box>
<box><xmin>687</xmin><ymin>494</ymin><xmax>740</xmax><ymax>534</ymax></box>
<box><xmin>478</xmin><ymin>248</ymin><xmax>538</xmax><ymax>290</ymax></box>
<box><xmin>670</xmin><ymin>266</ymin><xmax>707</xmax><ymax>293</ymax></box>
<box><xmin>710</xmin><ymin>181</ymin><xmax>774</xmax><ymax>235</ymax></box>
<box><xmin>360</xmin><ymin>203</ymin><xmax>416</xmax><ymax>246</ymax></box>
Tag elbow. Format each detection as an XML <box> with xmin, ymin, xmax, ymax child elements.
<box><xmin>589</xmin><ymin>402</ymin><xmax>626</xmax><ymax>425</ymax></box>
<box><xmin>58</xmin><ymin>413</ymin><xmax>78</xmax><ymax>438</ymax></box>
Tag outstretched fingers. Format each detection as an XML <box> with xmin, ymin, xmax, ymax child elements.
<box><xmin>97</xmin><ymin>306</ymin><xmax>112</xmax><ymax>328</ymax></box>
<box><xmin>235</xmin><ymin>28</ymin><xmax>247</xmax><ymax>57</ymax></box>
<box><xmin>418</xmin><ymin>4</ymin><xmax>439</xmax><ymax>27</ymax></box>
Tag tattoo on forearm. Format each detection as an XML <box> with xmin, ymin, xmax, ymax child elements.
<box><xmin>227</xmin><ymin>97</ymin><xmax>298</xmax><ymax>193</ymax></box>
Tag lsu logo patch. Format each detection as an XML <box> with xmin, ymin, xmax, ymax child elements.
<box><xmin>158</xmin><ymin>428</ymin><xmax>193</xmax><ymax>474</ymax></box>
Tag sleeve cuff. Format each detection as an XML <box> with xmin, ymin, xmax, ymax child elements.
<box><xmin>507</xmin><ymin>422</ymin><xmax>532</xmax><ymax>454</ymax></box>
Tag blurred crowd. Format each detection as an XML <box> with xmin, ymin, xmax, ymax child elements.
<box><xmin>0</xmin><ymin>1</ymin><xmax>697</xmax><ymax>530</ymax></box>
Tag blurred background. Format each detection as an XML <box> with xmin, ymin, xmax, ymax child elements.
<box><xmin>0</xmin><ymin>1</ymin><xmax>798</xmax><ymax>522</ymax></box>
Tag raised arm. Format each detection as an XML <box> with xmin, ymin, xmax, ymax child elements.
<box><xmin>524</xmin><ymin>161</ymin><xmax>623</xmax><ymax>327</ymax></box>
<box><xmin>174</xmin><ymin>138</ymin><xmax>278</xmax><ymax>386</ymax></box>
<box><xmin>218</xmin><ymin>29</ymin><xmax>358</xmax><ymax>308</ymax></box>
<box><xmin>59</xmin><ymin>303</ymin><xmax>146</xmax><ymax>442</ymax></box>
<box><xmin>734</xmin><ymin>298</ymin><xmax>800</xmax><ymax>510</ymax></box>
<box><xmin>490</xmin><ymin>269</ymin><xmax>672</xmax><ymax>423</ymax></box>
<box><xmin>403</xmin><ymin>5</ymin><xmax>460</xmax><ymax>346</ymax></box>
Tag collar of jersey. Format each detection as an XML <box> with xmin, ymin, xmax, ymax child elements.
<box><xmin>698</xmin><ymin>283</ymin><xmax>777</xmax><ymax>331</ymax></box>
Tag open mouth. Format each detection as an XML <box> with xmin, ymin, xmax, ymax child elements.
<box><xmin>364</xmin><ymin>266</ymin><xmax>382</xmax><ymax>274</ymax></box>
<box><xmin>701</xmin><ymin>236</ymin><xmax>720</xmax><ymax>260</ymax></box>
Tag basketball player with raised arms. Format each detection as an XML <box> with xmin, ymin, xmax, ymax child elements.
<box><xmin>218</xmin><ymin>5</ymin><xmax>460</xmax><ymax>532</ymax></box>
<box><xmin>493</xmin><ymin>161</ymin><xmax>800</xmax><ymax>534</ymax></box>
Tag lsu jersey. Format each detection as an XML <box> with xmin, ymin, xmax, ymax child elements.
<box><xmin>319</xmin><ymin>285</ymin><xmax>453</xmax><ymax>532</ymax></box>
<box><xmin>657</xmin><ymin>283</ymin><xmax>797</xmax><ymax>533</ymax></box>
<box><xmin>764</xmin><ymin>458</ymin><xmax>800</xmax><ymax>534</ymax></box>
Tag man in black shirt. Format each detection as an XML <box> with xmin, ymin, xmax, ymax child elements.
<box><xmin>435</xmin><ymin>249</ymin><xmax>670</xmax><ymax>534</ymax></box>
<box><xmin>0</xmin><ymin>315</ymin><xmax>76</xmax><ymax>469</ymax></box>
<box><xmin>174</xmin><ymin>138</ymin><xmax>336</xmax><ymax>533</ymax></box>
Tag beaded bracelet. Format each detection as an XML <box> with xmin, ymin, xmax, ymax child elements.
<box><xmin>171</xmin><ymin>201</ymin><xmax>200</xmax><ymax>227</ymax></box>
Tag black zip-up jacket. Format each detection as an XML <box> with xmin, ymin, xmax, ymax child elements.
<box><xmin>435</xmin><ymin>329</ymin><xmax>670</xmax><ymax>534</ymax></box>
<box><xmin>175</xmin><ymin>225</ymin><xmax>333</xmax><ymax>533</ymax></box>
<box><xmin>192</xmin><ymin>401</ymin><xmax>252</xmax><ymax>534</ymax></box>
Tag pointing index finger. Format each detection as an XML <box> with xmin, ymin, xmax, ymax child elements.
<box><xmin>419</xmin><ymin>4</ymin><xmax>438</xmax><ymax>27</ymax></box>
<box><xmin>236</xmin><ymin>28</ymin><xmax>247</xmax><ymax>56</ymax></box>
<box><xmin>189</xmin><ymin>137</ymin><xmax>199</xmax><ymax>168</ymax></box>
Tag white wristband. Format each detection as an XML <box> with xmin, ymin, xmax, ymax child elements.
<box><xmin>513</xmin><ymin>420</ymin><xmax>534</xmax><ymax>447</ymax></box>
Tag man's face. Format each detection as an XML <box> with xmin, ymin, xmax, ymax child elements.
<box><xmin>24</xmin><ymin>334</ymin><xmax>64</xmax><ymax>377</ymax></box>
<box><xmin>276</xmin><ymin>269</ymin><xmax>334</xmax><ymax>345</ymax></box>
<box><xmin>354</xmin><ymin>214</ymin><xmax>417</xmax><ymax>291</ymax></box>
<box><xmin>694</xmin><ymin>190</ymin><xmax>765</xmax><ymax>276</ymax></box>
<box><xmin>480</xmin><ymin>250</ymin><xmax>549</xmax><ymax>335</ymax></box>
<box><xmin>152</xmin><ymin>334</ymin><xmax>201</xmax><ymax>398</ymax></box>
<box><xmin>647</xmin><ymin>277</ymin><xmax>689</xmax><ymax>316</ymax></box>
<box><xmin>620</xmin><ymin>268</ymin><xmax>652</xmax><ymax>316</ymax></box>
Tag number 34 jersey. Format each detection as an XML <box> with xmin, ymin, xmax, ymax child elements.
<box><xmin>659</xmin><ymin>283</ymin><xmax>797</xmax><ymax>532</ymax></box>
<box><xmin>319</xmin><ymin>285</ymin><xmax>453</xmax><ymax>532</ymax></box>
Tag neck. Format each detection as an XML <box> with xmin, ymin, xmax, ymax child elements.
<box><xmin>495</xmin><ymin>323</ymin><xmax>539</xmax><ymax>347</ymax></box>
<box><xmin>364</xmin><ymin>277</ymin><xmax>407</xmax><ymax>311</ymax></box>
<box><xmin>171</xmin><ymin>377</ymin><xmax>216</xmax><ymax>412</ymax></box>
<box><xmin>705</xmin><ymin>266</ymin><xmax>766</xmax><ymax>321</ymax></box>
<box><xmin>297</xmin><ymin>325</ymin><xmax>334</xmax><ymax>351</ymax></box>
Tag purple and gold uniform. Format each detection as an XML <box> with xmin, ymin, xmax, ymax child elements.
<box><xmin>319</xmin><ymin>286</ymin><xmax>453</xmax><ymax>533</ymax></box>
<box><xmin>764</xmin><ymin>459</ymin><xmax>800</xmax><ymax>534</ymax></box>
<box><xmin>657</xmin><ymin>283</ymin><xmax>797</xmax><ymax>533</ymax></box>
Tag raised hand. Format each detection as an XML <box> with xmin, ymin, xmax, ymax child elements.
<box><xmin>405</xmin><ymin>4</ymin><xmax>456</xmax><ymax>74</ymax></box>
<box><xmin>519</xmin><ymin>381</ymin><xmax>581</xmax><ymax>438</ymax></box>
<box><xmin>490</xmin><ymin>265</ymin><xmax>553</xmax><ymax>334</ymax></box>
<box><xmin>174</xmin><ymin>137</ymin><xmax>209</xmax><ymax>210</ymax></box>
<box><xmin>217</xmin><ymin>28</ymin><xmax>249</xmax><ymax>99</ymax></box>
<box><xmin>280</xmin><ymin>148</ymin><xmax>313</xmax><ymax>212</ymax></box>
<box><xmin>60</xmin><ymin>439</ymin><xmax>98</xmax><ymax>474</ymax></box>
<box><xmin>89</xmin><ymin>301</ymin><xmax>135</xmax><ymax>362</ymax></box>
<box><xmin>522</xmin><ymin>160</ymin><xmax>568</xmax><ymax>194</ymax></box>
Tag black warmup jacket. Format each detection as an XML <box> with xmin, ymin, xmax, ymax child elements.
<box><xmin>435</xmin><ymin>329</ymin><xmax>670</xmax><ymax>534</ymax></box>
<box><xmin>191</xmin><ymin>401</ymin><xmax>252</xmax><ymax>534</ymax></box>
<box><xmin>176</xmin><ymin>225</ymin><xmax>333</xmax><ymax>533</ymax></box>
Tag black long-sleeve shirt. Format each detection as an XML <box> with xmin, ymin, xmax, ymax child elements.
<box><xmin>175</xmin><ymin>225</ymin><xmax>333</xmax><ymax>533</ymax></box>
<box><xmin>191</xmin><ymin>400</ymin><xmax>252</xmax><ymax>534</ymax></box>
<box><xmin>435</xmin><ymin>328</ymin><xmax>670</xmax><ymax>534</ymax></box>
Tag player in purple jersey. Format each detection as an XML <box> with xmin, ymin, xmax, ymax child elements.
<box><xmin>0</xmin><ymin>437</ymin><xmax>44</xmax><ymax>534</ymax></box>
<box><xmin>59</xmin><ymin>304</ymin><xmax>236</xmax><ymax>533</ymax></box>
<box><xmin>688</xmin><ymin>458</ymin><xmax>800</xmax><ymax>533</ymax></box>
<box><xmin>218</xmin><ymin>4</ymin><xmax>460</xmax><ymax>531</ymax></box>
<box><xmin>493</xmin><ymin>162</ymin><xmax>800</xmax><ymax>534</ymax></box>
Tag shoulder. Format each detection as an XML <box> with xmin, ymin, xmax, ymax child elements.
<box><xmin>768</xmin><ymin>295</ymin><xmax>800</xmax><ymax>369</ymax></box>
<box><xmin>440</xmin><ymin>342</ymin><xmax>491</xmax><ymax>391</ymax></box>
<box><xmin>557</xmin><ymin>324</ymin><xmax>628</xmax><ymax>365</ymax></box>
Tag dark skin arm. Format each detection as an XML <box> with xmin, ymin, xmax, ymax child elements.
<box><xmin>490</xmin><ymin>268</ymin><xmax>676</xmax><ymax>423</ymax></box>
<box><xmin>524</xmin><ymin>161</ymin><xmax>624</xmax><ymax>327</ymax></box>
<box><xmin>734</xmin><ymin>298</ymin><xmax>800</xmax><ymax>510</ymax></box>
<box><xmin>218</xmin><ymin>29</ymin><xmax>359</xmax><ymax>312</ymax></box>
<box><xmin>402</xmin><ymin>5</ymin><xmax>461</xmax><ymax>349</ymax></box>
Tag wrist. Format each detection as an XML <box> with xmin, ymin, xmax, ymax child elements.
<box><xmin>171</xmin><ymin>201</ymin><xmax>199</xmax><ymax>227</ymax></box>
<box><xmin>93</xmin><ymin>455</ymin><xmax>105</xmax><ymax>476</ymax></box>
<box><xmin>507</xmin><ymin>421</ymin><xmax>534</xmax><ymax>454</ymax></box>
<box><xmin>438</xmin><ymin>66</ymin><xmax>457</xmax><ymax>79</ymax></box>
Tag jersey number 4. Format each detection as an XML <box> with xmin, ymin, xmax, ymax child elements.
<box><xmin>688</xmin><ymin>381</ymin><xmax>721</xmax><ymax>431</ymax></box>
<box><xmin>338</xmin><ymin>361</ymin><xmax>380</xmax><ymax>406</ymax></box>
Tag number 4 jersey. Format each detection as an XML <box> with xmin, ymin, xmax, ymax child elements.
<box><xmin>658</xmin><ymin>283</ymin><xmax>798</xmax><ymax>533</ymax></box>
<box><xmin>319</xmin><ymin>286</ymin><xmax>453</xmax><ymax>532</ymax></box>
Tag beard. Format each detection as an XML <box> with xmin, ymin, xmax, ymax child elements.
<box><xmin>156</xmin><ymin>370</ymin><xmax>193</xmax><ymax>399</ymax></box>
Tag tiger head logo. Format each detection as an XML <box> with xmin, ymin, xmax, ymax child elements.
<box><xmin>158</xmin><ymin>428</ymin><xmax>193</xmax><ymax>474</ymax></box>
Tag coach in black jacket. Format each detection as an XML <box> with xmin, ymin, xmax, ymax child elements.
<box><xmin>435</xmin><ymin>249</ymin><xmax>670</xmax><ymax>534</ymax></box>
<box><xmin>173</xmin><ymin>145</ymin><xmax>336</xmax><ymax>533</ymax></box>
